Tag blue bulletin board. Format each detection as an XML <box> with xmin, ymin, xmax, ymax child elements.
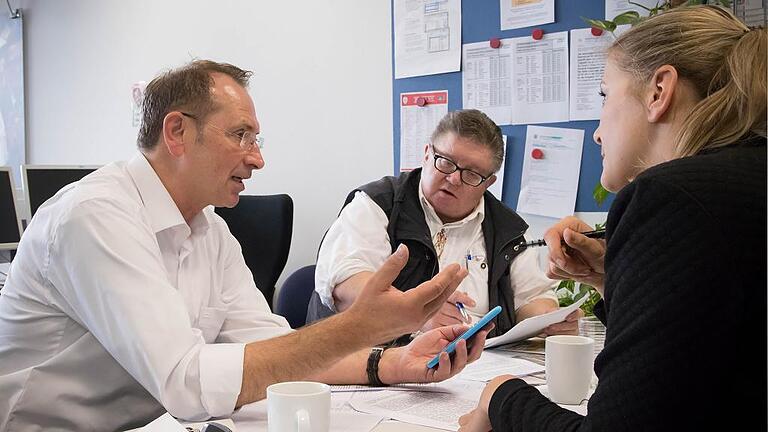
<box><xmin>391</xmin><ymin>0</ymin><xmax>614</xmax><ymax>213</ymax></box>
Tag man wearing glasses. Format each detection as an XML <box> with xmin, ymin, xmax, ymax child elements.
<box><xmin>308</xmin><ymin>109</ymin><xmax>581</xmax><ymax>340</ymax></box>
<box><xmin>0</xmin><ymin>61</ymin><xmax>490</xmax><ymax>431</ymax></box>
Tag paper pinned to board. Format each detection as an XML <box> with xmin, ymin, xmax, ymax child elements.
<box><xmin>394</xmin><ymin>0</ymin><xmax>462</xmax><ymax>79</ymax></box>
<box><xmin>484</xmin><ymin>294</ymin><xmax>589</xmax><ymax>348</ymax></box>
<box><xmin>500</xmin><ymin>0</ymin><xmax>554</xmax><ymax>31</ymax></box>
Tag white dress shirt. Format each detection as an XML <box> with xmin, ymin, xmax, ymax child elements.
<box><xmin>315</xmin><ymin>188</ymin><xmax>557</xmax><ymax>322</ymax></box>
<box><xmin>0</xmin><ymin>154</ymin><xmax>292</xmax><ymax>431</ymax></box>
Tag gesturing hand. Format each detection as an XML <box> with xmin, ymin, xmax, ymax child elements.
<box><xmin>347</xmin><ymin>244</ymin><xmax>468</xmax><ymax>345</ymax></box>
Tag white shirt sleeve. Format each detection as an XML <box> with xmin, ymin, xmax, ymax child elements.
<box><xmin>509</xmin><ymin>248</ymin><xmax>559</xmax><ymax>310</ymax></box>
<box><xmin>217</xmin><ymin>231</ymin><xmax>293</xmax><ymax>343</ymax></box>
<box><xmin>314</xmin><ymin>191</ymin><xmax>391</xmax><ymax>310</ymax></box>
<box><xmin>45</xmin><ymin>199</ymin><xmax>244</xmax><ymax>420</ymax></box>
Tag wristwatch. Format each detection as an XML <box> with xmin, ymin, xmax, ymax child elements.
<box><xmin>366</xmin><ymin>346</ymin><xmax>388</xmax><ymax>387</ymax></box>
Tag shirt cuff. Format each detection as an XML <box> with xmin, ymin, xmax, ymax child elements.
<box><xmin>199</xmin><ymin>343</ymin><xmax>246</xmax><ymax>417</ymax></box>
<box><xmin>319</xmin><ymin>262</ymin><xmax>378</xmax><ymax>310</ymax></box>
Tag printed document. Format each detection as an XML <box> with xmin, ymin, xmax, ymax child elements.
<box><xmin>462</xmin><ymin>40</ymin><xmax>514</xmax><ymax>125</ymax></box>
<box><xmin>516</xmin><ymin>125</ymin><xmax>584</xmax><ymax>218</ymax></box>
<box><xmin>569</xmin><ymin>27</ymin><xmax>627</xmax><ymax>121</ymax></box>
<box><xmin>350</xmin><ymin>378</ymin><xmax>485</xmax><ymax>431</ymax></box>
<box><xmin>460</xmin><ymin>351</ymin><xmax>544</xmax><ymax>382</ymax></box>
<box><xmin>485</xmin><ymin>294</ymin><xmax>588</xmax><ymax>348</ymax></box>
<box><xmin>510</xmin><ymin>31</ymin><xmax>569</xmax><ymax>124</ymax></box>
<box><xmin>400</xmin><ymin>91</ymin><xmax>448</xmax><ymax>171</ymax></box>
<box><xmin>394</xmin><ymin>0</ymin><xmax>461</xmax><ymax>79</ymax></box>
<box><xmin>500</xmin><ymin>0</ymin><xmax>554</xmax><ymax>30</ymax></box>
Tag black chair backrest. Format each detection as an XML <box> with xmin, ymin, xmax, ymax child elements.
<box><xmin>215</xmin><ymin>194</ymin><xmax>293</xmax><ymax>307</ymax></box>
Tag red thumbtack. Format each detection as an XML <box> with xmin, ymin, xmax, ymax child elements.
<box><xmin>531</xmin><ymin>148</ymin><xmax>544</xmax><ymax>160</ymax></box>
<box><xmin>591</xmin><ymin>27</ymin><xmax>603</xmax><ymax>37</ymax></box>
<box><xmin>532</xmin><ymin>28</ymin><xmax>544</xmax><ymax>40</ymax></box>
<box><xmin>489</xmin><ymin>38</ymin><xmax>501</xmax><ymax>49</ymax></box>
<box><xmin>416</xmin><ymin>97</ymin><xmax>427</xmax><ymax>107</ymax></box>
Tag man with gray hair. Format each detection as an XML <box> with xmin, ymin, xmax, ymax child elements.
<box><xmin>308</xmin><ymin>109</ymin><xmax>580</xmax><ymax>340</ymax></box>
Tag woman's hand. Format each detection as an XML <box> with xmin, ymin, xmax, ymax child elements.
<box><xmin>458</xmin><ymin>374</ymin><xmax>517</xmax><ymax>432</ymax></box>
<box><xmin>543</xmin><ymin>217</ymin><xmax>606</xmax><ymax>295</ymax></box>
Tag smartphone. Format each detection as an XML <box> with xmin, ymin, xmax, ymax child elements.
<box><xmin>426</xmin><ymin>305</ymin><xmax>502</xmax><ymax>369</ymax></box>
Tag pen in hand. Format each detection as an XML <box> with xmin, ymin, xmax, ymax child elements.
<box><xmin>513</xmin><ymin>228</ymin><xmax>606</xmax><ymax>251</ymax></box>
<box><xmin>455</xmin><ymin>302</ymin><xmax>470</xmax><ymax>322</ymax></box>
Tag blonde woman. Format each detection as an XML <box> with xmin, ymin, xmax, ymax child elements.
<box><xmin>459</xmin><ymin>6</ymin><xmax>766</xmax><ymax>431</ymax></box>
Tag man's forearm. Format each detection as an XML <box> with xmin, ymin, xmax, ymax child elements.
<box><xmin>332</xmin><ymin>272</ymin><xmax>373</xmax><ymax>312</ymax></box>
<box><xmin>516</xmin><ymin>298</ymin><xmax>558</xmax><ymax>322</ymax></box>
<box><xmin>236</xmin><ymin>311</ymin><xmax>374</xmax><ymax>406</ymax></box>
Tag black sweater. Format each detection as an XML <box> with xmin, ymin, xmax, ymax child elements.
<box><xmin>489</xmin><ymin>139</ymin><xmax>767</xmax><ymax>431</ymax></box>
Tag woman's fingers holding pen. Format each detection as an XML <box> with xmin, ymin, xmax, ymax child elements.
<box><xmin>544</xmin><ymin>217</ymin><xmax>604</xmax><ymax>278</ymax></box>
<box><xmin>562</xmin><ymin>228</ymin><xmax>606</xmax><ymax>274</ymax></box>
<box><xmin>543</xmin><ymin>217</ymin><xmax>592</xmax><ymax>267</ymax></box>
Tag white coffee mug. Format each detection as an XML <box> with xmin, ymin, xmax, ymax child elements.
<box><xmin>267</xmin><ymin>381</ymin><xmax>331</xmax><ymax>432</ymax></box>
<box><xmin>545</xmin><ymin>335</ymin><xmax>595</xmax><ymax>405</ymax></box>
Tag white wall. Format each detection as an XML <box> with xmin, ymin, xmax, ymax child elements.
<box><xmin>20</xmin><ymin>0</ymin><xmax>393</xmax><ymax>299</ymax></box>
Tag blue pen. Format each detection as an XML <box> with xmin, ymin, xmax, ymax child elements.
<box><xmin>456</xmin><ymin>302</ymin><xmax>470</xmax><ymax>322</ymax></box>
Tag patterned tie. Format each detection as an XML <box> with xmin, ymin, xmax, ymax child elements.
<box><xmin>434</xmin><ymin>228</ymin><xmax>447</xmax><ymax>259</ymax></box>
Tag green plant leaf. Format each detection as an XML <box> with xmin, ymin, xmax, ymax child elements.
<box><xmin>580</xmin><ymin>17</ymin><xmax>617</xmax><ymax>32</ymax></box>
<box><xmin>593</xmin><ymin>183</ymin><xmax>610</xmax><ymax>206</ymax></box>
<box><xmin>612</xmin><ymin>10</ymin><xmax>641</xmax><ymax>25</ymax></box>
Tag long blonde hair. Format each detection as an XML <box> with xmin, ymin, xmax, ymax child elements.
<box><xmin>609</xmin><ymin>5</ymin><xmax>766</xmax><ymax>158</ymax></box>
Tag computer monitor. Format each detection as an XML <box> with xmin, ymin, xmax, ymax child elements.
<box><xmin>22</xmin><ymin>165</ymin><xmax>100</xmax><ymax>217</ymax></box>
<box><xmin>0</xmin><ymin>167</ymin><xmax>23</xmax><ymax>250</ymax></box>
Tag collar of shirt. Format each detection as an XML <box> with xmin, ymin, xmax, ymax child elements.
<box><xmin>417</xmin><ymin>180</ymin><xmax>486</xmax><ymax>236</ymax></box>
<box><xmin>126</xmin><ymin>153</ymin><xmax>211</xmax><ymax>240</ymax></box>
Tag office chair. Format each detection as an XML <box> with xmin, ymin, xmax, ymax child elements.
<box><xmin>215</xmin><ymin>194</ymin><xmax>293</xmax><ymax>308</ymax></box>
<box><xmin>274</xmin><ymin>265</ymin><xmax>316</xmax><ymax>328</ymax></box>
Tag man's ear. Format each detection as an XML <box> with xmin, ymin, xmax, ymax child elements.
<box><xmin>161</xmin><ymin>112</ymin><xmax>188</xmax><ymax>158</ymax></box>
<box><xmin>484</xmin><ymin>174</ymin><xmax>497</xmax><ymax>190</ymax></box>
<box><xmin>646</xmin><ymin>64</ymin><xmax>679</xmax><ymax>123</ymax></box>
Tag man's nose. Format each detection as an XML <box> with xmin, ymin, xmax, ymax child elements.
<box><xmin>245</xmin><ymin>148</ymin><xmax>265</xmax><ymax>170</ymax></box>
<box><xmin>446</xmin><ymin>170</ymin><xmax>462</xmax><ymax>186</ymax></box>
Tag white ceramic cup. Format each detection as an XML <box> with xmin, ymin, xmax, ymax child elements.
<box><xmin>545</xmin><ymin>335</ymin><xmax>595</xmax><ymax>405</ymax></box>
<box><xmin>267</xmin><ymin>381</ymin><xmax>331</xmax><ymax>432</ymax></box>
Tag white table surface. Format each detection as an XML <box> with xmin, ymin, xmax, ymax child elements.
<box><xmin>230</xmin><ymin>317</ymin><xmax>605</xmax><ymax>431</ymax></box>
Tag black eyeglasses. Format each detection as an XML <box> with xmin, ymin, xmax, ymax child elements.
<box><xmin>430</xmin><ymin>145</ymin><xmax>491</xmax><ymax>187</ymax></box>
<box><xmin>180</xmin><ymin>112</ymin><xmax>264</xmax><ymax>151</ymax></box>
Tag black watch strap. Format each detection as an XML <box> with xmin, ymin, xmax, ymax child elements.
<box><xmin>366</xmin><ymin>347</ymin><xmax>387</xmax><ymax>387</ymax></box>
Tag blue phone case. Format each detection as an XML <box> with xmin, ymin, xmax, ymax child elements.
<box><xmin>426</xmin><ymin>305</ymin><xmax>502</xmax><ymax>369</ymax></box>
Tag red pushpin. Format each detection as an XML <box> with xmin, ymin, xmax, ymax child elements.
<box><xmin>416</xmin><ymin>97</ymin><xmax>427</xmax><ymax>107</ymax></box>
<box><xmin>591</xmin><ymin>27</ymin><xmax>603</xmax><ymax>37</ymax></box>
<box><xmin>532</xmin><ymin>28</ymin><xmax>544</xmax><ymax>40</ymax></box>
<box><xmin>489</xmin><ymin>38</ymin><xmax>501</xmax><ymax>49</ymax></box>
<box><xmin>531</xmin><ymin>148</ymin><xmax>544</xmax><ymax>160</ymax></box>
